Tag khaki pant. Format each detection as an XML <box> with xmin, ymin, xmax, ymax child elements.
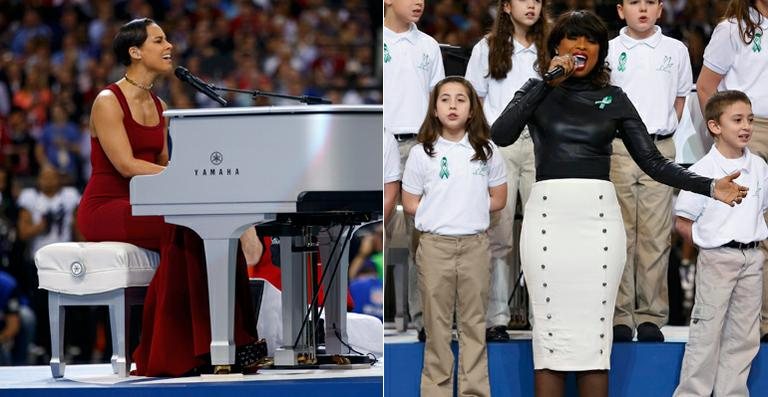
<box><xmin>611</xmin><ymin>138</ymin><xmax>676</xmax><ymax>328</ymax></box>
<box><xmin>749</xmin><ymin>117</ymin><xmax>768</xmax><ymax>336</ymax></box>
<box><xmin>486</xmin><ymin>130</ymin><xmax>535</xmax><ymax>327</ymax></box>
<box><xmin>385</xmin><ymin>136</ymin><xmax>423</xmax><ymax>328</ymax></box>
<box><xmin>673</xmin><ymin>247</ymin><xmax>763</xmax><ymax>397</ymax></box>
<box><xmin>418</xmin><ymin>232</ymin><xmax>491</xmax><ymax>397</ymax></box>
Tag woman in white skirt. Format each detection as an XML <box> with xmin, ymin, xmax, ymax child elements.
<box><xmin>490</xmin><ymin>10</ymin><xmax>748</xmax><ymax>397</ymax></box>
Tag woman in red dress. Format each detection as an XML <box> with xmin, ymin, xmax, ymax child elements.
<box><xmin>77</xmin><ymin>18</ymin><xmax>262</xmax><ymax>376</ymax></box>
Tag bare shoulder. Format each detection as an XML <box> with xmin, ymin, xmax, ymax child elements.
<box><xmin>158</xmin><ymin>97</ymin><xmax>168</xmax><ymax>110</ymax></box>
<box><xmin>92</xmin><ymin>89</ymin><xmax>122</xmax><ymax>116</ymax></box>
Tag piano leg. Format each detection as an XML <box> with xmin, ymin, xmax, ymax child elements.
<box><xmin>318</xmin><ymin>225</ymin><xmax>352</xmax><ymax>355</ymax></box>
<box><xmin>275</xmin><ymin>235</ymin><xmax>312</xmax><ymax>366</ymax></box>
<box><xmin>160</xmin><ymin>214</ymin><xmax>273</xmax><ymax>371</ymax></box>
<box><xmin>202</xmin><ymin>238</ymin><xmax>238</xmax><ymax>366</ymax></box>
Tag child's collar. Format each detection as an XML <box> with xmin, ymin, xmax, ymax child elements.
<box><xmin>619</xmin><ymin>25</ymin><xmax>662</xmax><ymax>49</ymax></box>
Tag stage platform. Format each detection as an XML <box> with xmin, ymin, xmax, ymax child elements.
<box><xmin>0</xmin><ymin>362</ymin><xmax>383</xmax><ymax>397</ymax></box>
<box><xmin>384</xmin><ymin>326</ymin><xmax>768</xmax><ymax>396</ymax></box>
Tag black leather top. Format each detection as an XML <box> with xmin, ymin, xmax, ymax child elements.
<box><xmin>491</xmin><ymin>78</ymin><xmax>711</xmax><ymax>197</ymax></box>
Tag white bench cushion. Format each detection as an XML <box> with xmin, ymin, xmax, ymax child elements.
<box><xmin>35</xmin><ymin>242</ymin><xmax>159</xmax><ymax>295</ymax></box>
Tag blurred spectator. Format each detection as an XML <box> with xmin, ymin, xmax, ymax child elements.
<box><xmin>4</xmin><ymin>107</ymin><xmax>39</xmax><ymax>179</ymax></box>
<box><xmin>16</xmin><ymin>166</ymin><xmax>80</xmax><ymax>259</ymax></box>
<box><xmin>36</xmin><ymin>103</ymin><xmax>81</xmax><ymax>182</ymax></box>
<box><xmin>348</xmin><ymin>225</ymin><xmax>383</xmax><ymax>320</ymax></box>
<box><xmin>349</xmin><ymin>225</ymin><xmax>383</xmax><ymax>281</ymax></box>
<box><xmin>0</xmin><ymin>270</ymin><xmax>21</xmax><ymax>365</ymax></box>
<box><xmin>10</xmin><ymin>8</ymin><xmax>52</xmax><ymax>56</ymax></box>
<box><xmin>0</xmin><ymin>270</ymin><xmax>35</xmax><ymax>366</ymax></box>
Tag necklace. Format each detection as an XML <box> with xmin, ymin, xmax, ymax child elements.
<box><xmin>124</xmin><ymin>74</ymin><xmax>153</xmax><ymax>91</ymax></box>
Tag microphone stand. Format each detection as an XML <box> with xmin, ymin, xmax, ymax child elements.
<box><xmin>210</xmin><ymin>85</ymin><xmax>332</xmax><ymax>105</ymax></box>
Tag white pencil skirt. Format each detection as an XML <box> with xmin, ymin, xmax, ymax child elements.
<box><xmin>521</xmin><ymin>179</ymin><xmax>626</xmax><ymax>371</ymax></box>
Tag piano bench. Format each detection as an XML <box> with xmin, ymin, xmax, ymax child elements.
<box><xmin>34</xmin><ymin>242</ymin><xmax>160</xmax><ymax>378</ymax></box>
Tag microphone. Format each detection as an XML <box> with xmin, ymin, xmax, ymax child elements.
<box><xmin>174</xmin><ymin>66</ymin><xmax>228</xmax><ymax>106</ymax></box>
<box><xmin>543</xmin><ymin>66</ymin><xmax>565</xmax><ymax>82</ymax></box>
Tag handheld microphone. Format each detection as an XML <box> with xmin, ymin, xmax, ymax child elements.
<box><xmin>174</xmin><ymin>66</ymin><xmax>228</xmax><ymax>106</ymax></box>
<box><xmin>543</xmin><ymin>54</ymin><xmax>587</xmax><ymax>82</ymax></box>
<box><xmin>543</xmin><ymin>66</ymin><xmax>565</xmax><ymax>82</ymax></box>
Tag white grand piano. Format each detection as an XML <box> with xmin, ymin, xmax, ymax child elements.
<box><xmin>130</xmin><ymin>105</ymin><xmax>382</xmax><ymax>369</ymax></box>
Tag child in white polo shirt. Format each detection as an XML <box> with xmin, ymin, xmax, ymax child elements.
<box><xmin>402</xmin><ymin>76</ymin><xmax>507</xmax><ymax>397</ymax></box>
<box><xmin>673</xmin><ymin>90</ymin><xmax>768</xmax><ymax>397</ymax></box>
<box><xmin>697</xmin><ymin>0</ymin><xmax>768</xmax><ymax>342</ymax></box>
<box><xmin>384</xmin><ymin>0</ymin><xmax>445</xmax><ymax>341</ymax></box>
<box><xmin>607</xmin><ymin>0</ymin><xmax>693</xmax><ymax>342</ymax></box>
<box><xmin>464</xmin><ymin>0</ymin><xmax>549</xmax><ymax>342</ymax></box>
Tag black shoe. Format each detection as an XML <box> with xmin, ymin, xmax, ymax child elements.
<box><xmin>636</xmin><ymin>322</ymin><xmax>665</xmax><ymax>342</ymax></box>
<box><xmin>486</xmin><ymin>325</ymin><xmax>510</xmax><ymax>342</ymax></box>
<box><xmin>613</xmin><ymin>324</ymin><xmax>633</xmax><ymax>342</ymax></box>
<box><xmin>418</xmin><ymin>327</ymin><xmax>426</xmax><ymax>342</ymax></box>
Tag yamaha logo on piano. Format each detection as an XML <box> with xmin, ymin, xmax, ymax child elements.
<box><xmin>193</xmin><ymin>151</ymin><xmax>240</xmax><ymax>176</ymax></box>
<box><xmin>210</xmin><ymin>151</ymin><xmax>223</xmax><ymax>165</ymax></box>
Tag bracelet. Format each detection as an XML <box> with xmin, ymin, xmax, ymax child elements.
<box><xmin>710</xmin><ymin>178</ymin><xmax>716</xmax><ymax>198</ymax></box>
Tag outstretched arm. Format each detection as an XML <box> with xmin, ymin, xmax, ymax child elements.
<box><xmin>618</xmin><ymin>92</ymin><xmax>747</xmax><ymax>205</ymax></box>
<box><xmin>491</xmin><ymin>78</ymin><xmax>551</xmax><ymax>147</ymax></box>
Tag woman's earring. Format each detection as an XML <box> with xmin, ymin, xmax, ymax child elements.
<box><xmin>555</xmin><ymin>49</ymin><xmax>559</xmax><ymax>55</ymax></box>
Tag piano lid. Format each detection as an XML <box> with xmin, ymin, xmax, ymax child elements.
<box><xmin>130</xmin><ymin>105</ymin><xmax>382</xmax><ymax>215</ymax></box>
<box><xmin>163</xmin><ymin>105</ymin><xmax>382</xmax><ymax>119</ymax></box>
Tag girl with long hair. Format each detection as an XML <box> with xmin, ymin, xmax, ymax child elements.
<box><xmin>465</xmin><ymin>0</ymin><xmax>550</xmax><ymax>341</ymax></box>
<box><xmin>402</xmin><ymin>76</ymin><xmax>507</xmax><ymax>397</ymax></box>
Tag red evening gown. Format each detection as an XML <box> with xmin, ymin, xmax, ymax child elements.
<box><xmin>77</xmin><ymin>83</ymin><xmax>257</xmax><ymax>376</ymax></box>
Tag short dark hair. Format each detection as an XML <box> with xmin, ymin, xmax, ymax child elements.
<box><xmin>704</xmin><ymin>90</ymin><xmax>752</xmax><ymax>137</ymax></box>
<box><xmin>546</xmin><ymin>10</ymin><xmax>611</xmax><ymax>87</ymax></box>
<box><xmin>113</xmin><ymin>18</ymin><xmax>156</xmax><ymax>66</ymax></box>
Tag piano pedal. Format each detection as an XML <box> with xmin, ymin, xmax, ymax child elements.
<box><xmin>213</xmin><ymin>365</ymin><xmax>232</xmax><ymax>375</ymax></box>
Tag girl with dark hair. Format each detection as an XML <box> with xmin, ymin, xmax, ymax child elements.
<box><xmin>465</xmin><ymin>0</ymin><xmax>550</xmax><ymax>341</ymax></box>
<box><xmin>401</xmin><ymin>76</ymin><xmax>507</xmax><ymax>397</ymax></box>
<box><xmin>491</xmin><ymin>10</ymin><xmax>748</xmax><ymax>396</ymax></box>
<box><xmin>77</xmin><ymin>18</ymin><xmax>263</xmax><ymax>377</ymax></box>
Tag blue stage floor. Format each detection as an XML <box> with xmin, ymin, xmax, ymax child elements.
<box><xmin>385</xmin><ymin>327</ymin><xmax>768</xmax><ymax>396</ymax></box>
<box><xmin>0</xmin><ymin>362</ymin><xmax>383</xmax><ymax>397</ymax></box>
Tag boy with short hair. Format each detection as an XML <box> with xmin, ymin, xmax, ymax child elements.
<box><xmin>673</xmin><ymin>90</ymin><xmax>767</xmax><ymax>396</ymax></box>
<box><xmin>384</xmin><ymin>0</ymin><xmax>445</xmax><ymax>340</ymax></box>
<box><xmin>607</xmin><ymin>0</ymin><xmax>693</xmax><ymax>342</ymax></box>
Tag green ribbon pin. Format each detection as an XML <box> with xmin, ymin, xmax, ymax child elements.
<box><xmin>753</xmin><ymin>32</ymin><xmax>762</xmax><ymax>53</ymax></box>
<box><xmin>439</xmin><ymin>157</ymin><xmax>449</xmax><ymax>179</ymax></box>
<box><xmin>595</xmin><ymin>96</ymin><xmax>613</xmax><ymax>109</ymax></box>
<box><xmin>384</xmin><ymin>43</ymin><xmax>392</xmax><ymax>63</ymax></box>
<box><xmin>618</xmin><ymin>52</ymin><xmax>627</xmax><ymax>72</ymax></box>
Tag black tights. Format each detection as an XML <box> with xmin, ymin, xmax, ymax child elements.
<box><xmin>534</xmin><ymin>369</ymin><xmax>608</xmax><ymax>397</ymax></box>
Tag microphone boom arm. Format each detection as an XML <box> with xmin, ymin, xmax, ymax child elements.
<box><xmin>210</xmin><ymin>85</ymin><xmax>332</xmax><ymax>105</ymax></box>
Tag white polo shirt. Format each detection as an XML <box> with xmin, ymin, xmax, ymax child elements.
<box><xmin>383</xmin><ymin>23</ymin><xmax>445</xmax><ymax>134</ymax></box>
<box><xmin>384</xmin><ymin>132</ymin><xmax>401</xmax><ymax>183</ymax></box>
<box><xmin>704</xmin><ymin>8</ymin><xmax>768</xmax><ymax>117</ymax></box>
<box><xmin>402</xmin><ymin>134</ymin><xmax>507</xmax><ymax>235</ymax></box>
<box><xmin>675</xmin><ymin>146</ymin><xmax>768</xmax><ymax>248</ymax></box>
<box><xmin>608</xmin><ymin>26</ymin><xmax>692</xmax><ymax>136</ymax></box>
<box><xmin>465</xmin><ymin>37</ymin><xmax>539</xmax><ymax>125</ymax></box>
